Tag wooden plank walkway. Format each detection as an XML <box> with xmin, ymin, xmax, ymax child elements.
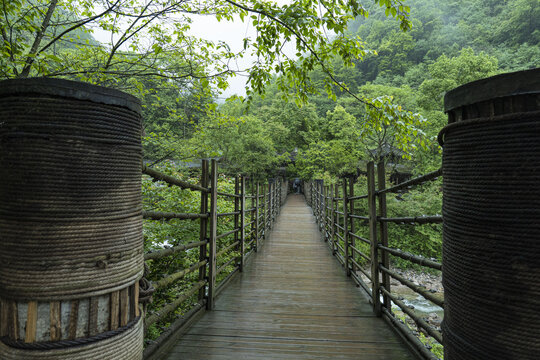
<box><xmin>164</xmin><ymin>194</ymin><xmax>415</xmax><ymax>359</ymax></box>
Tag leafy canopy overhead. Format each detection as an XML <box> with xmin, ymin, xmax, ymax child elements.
<box><xmin>1</xmin><ymin>0</ymin><xmax>411</xmax><ymax>100</ymax></box>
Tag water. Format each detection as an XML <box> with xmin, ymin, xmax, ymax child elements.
<box><xmin>394</xmin><ymin>294</ymin><xmax>443</xmax><ymax>314</ymax></box>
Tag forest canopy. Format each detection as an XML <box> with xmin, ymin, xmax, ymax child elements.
<box><xmin>1</xmin><ymin>0</ymin><xmax>538</xmax><ymax>177</ymax></box>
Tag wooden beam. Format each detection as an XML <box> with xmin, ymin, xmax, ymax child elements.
<box><xmin>377</xmin><ymin>160</ymin><xmax>391</xmax><ymax>312</ymax></box>
<box><xmin>68</xmin><ymin>300</ymin><xmax>79</xmax><ymax>339</ymax></box>
<box><xmin>25</xmin><ymin>301</ymin><xmax>37</xmax><ymax>343</ymax></box>
<box><xmin>119</xmin><ymin>287</ymin><xmax>129</xmax><ymax>326</ymax></box>
<box><xmin>367</xmin><ymin>161</ymin><xmax>381</xmax><ymax>316</ymax></box>
<box><xmin>207</xmin><ymin>159</ymin><xmax>218</xmax><ymax>310</ymax></box>
<box><xmin>199</xmin><ymin>159</ymin><xmax>209</xmax><ymax>303</ymax></box>
<box><xmin>240</xmin><ymin>175</ymin><xmax>246</xmax><ymax>272</ymax></box>
<box><xmin>88</xmin><ymin>297</ymin><xmax>99</xmax><ymax>337</ymax></box>
<box><xmin>110</xmin><ymin>291</ymin><xmax>120</xmax><ymax>330</ymax></box>
<box><xmin>343</xmin><ymin>178</ymin><xmax>350</xmax><ymax>276</ymax></box>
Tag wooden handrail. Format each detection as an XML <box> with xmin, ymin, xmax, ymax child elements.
<box><xmin>142</xmin><ymin>164</ymin><xmax>210</xmax><ymax>193</ymax></box>
<box><xmin>306</xmin><ymin>159</ymin><xmax>444</xmax><ymax>359</ymax></box>
<box><xmin>144</xmin><ymin>240</ymin><xmax>208</xmax><ymax>261</ymax></box>
<box><xmin>142</xmin><ymin>158</ymin><xmax>284</xmax><ymax>360</ymax></box>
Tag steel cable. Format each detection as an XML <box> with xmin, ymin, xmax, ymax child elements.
<box><xmin>0</xmin><ymin>83</ymin><xmax>143</xmax><ymax>302</ymax></box>
<box><xmin>440</xmin><ymin>110</ymin><xmax>540</xmax><ymax>360</ymax></box>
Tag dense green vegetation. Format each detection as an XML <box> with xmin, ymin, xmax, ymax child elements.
<box><xmin>3</xmin><ymin>0</ymin><xmax>537</xmax><ymax>265</ymax></box>
<box><xmin>3</xmin><ymin>0</ymin><xmax>537</xmax><ymax>352</ymax></box>
<box><xmin>182</xmin><ymin>0</ymin><xmax>536</xmax><ymax>267</ymax></box>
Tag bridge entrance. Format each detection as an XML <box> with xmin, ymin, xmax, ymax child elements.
<box><xmin>160</xmin><ymin>195</ymin><xmax>414</xmax><ymax>359</ymax></box>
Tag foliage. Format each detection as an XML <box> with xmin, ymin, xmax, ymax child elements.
<box><xmin>142</xmin><ymin>162</ymin><xmax>261</xmax><ymax>342</ymax></box>
<box><xmin>416</xmin><ymin>48</ymin><xmax>499</xmax><ymax>111</ymax></box>
<box><xmin>395</xmin><ymin>313</ymin><xmax>444</xmax><ymax>359</ymax></box>
<box><xmin>189</xmin><ymin>112</ymin><xmax>282</xmax><ymax>177</ymax></box>
<box><xmin>1</xmin><ymin>0</ymin><xmax>411</xmax><ymax>100</ymax></box>
<box><xmin>386</xmin><ymin>179</ymin><xmax>443</xmax><ymax>267</ymax></box>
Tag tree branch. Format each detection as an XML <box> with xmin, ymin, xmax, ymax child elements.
<box><xmin>104</xmin><ymin>0</ymin><xmax>157</xmax><ymax>69</ymax></box>
<box><xmin>19</xmin><ymin>0</ymin><xmax>59</xmax><ymax>77</ymax></box>
<box><xmin>38</xmin><ymin>0</ymin><xmax>122</xmax><ymax>55</ymax></box>
<box><xmin>222</xmin><ymin>0</ymin><xmax>370</xmax><ymax>106</ymax></box>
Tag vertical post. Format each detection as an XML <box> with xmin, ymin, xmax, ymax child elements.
<box><xmin>234</xmin><ymin>176</ymin><xmax>240</xmax><ymax>270</ymax></box>
<box><xmin>325</xmin><ymin>186</ymin><xmax>330</xmax><ymax>242</ymax></box>
<box><xmin>319</xmin><ymin>181</ymin><xmax>324</xmax><ymax>230</ymax></box>
<box><xmin>274</xmin><ymin>180</ymin><xmax>278</xmax><ymax>217</ymax></box>
<box><xmin>313</xmin><ymin>180</ymin><xmax>321</xmax><ymax>225</ymax></box>
<box><xmin>330</xmin><ymin>185</ymin><xmax>336</xmax><ymax>254</ymax></box>
<box><xmin>334</xmin><ymin>183</ymin><xmax>339</xmax><ymax>255</ymax></box>
<box><xmin>343</xmin><ymin>178</ymin><xmax>350</xmax><ymax>276</ymax></box>
<box><xmin>207</xmin><ymin>159</ymin><xmax>218</xmax><ymax>310</ymax></box>
<box><xmin>377</xmin><ymin>161</ymin><xmax>391</xmax><ymax>311</ymax></box>
<box><xmin>277</xmin><ymin>179</ymin><xmax>280</xmax><ymax>210</ymax></box>
<box><xmin>367</xmin><ymin>161</ymin><xmax>381</xmax><ymax>316</ymax></box>
<box><xmin>240</xmin><ymin>175</ymin><xmax>246</xmax><ymax>272</ymax></box>
<box><xmin>268</xmin><ymin>180</ymin><xmax>273</xmax><ymax>230</ymax></box>
<box><xmin>262</xmin><ymin>182</ymin><xmax>267</xmax><ymax>236</ymax></box>
<box><xmin>279</xmin><ymin>178</ymin><xmax>283</xmax><ymax>207</ymax></box>
<box><xmin>255</xmin><ymin>182</ymin><xmax>260</xmax><ymax>251</ymax></box>
<box><xmin>198</xmin><ymin>160</ymin><xmax>209</xmax><ymax>302</ymax></box>
<box><xmin>277</xmin><ymin>178</ymin><xmax>281</xmax><ymax>210</ymax></box>
<box><xmin>349</xmin><ymin>177</ymin><xmax>356</xmax><ymax>274</ymax></box>
<box><xmin>322</xmin><ymin>183</ymin><xmax>326</xmax><ymax>238</ymax></box>
<box><xmin>310</xmin><ymin>182</ymin><xmax>314</xmax><ymax>208</ymax></box>
<box><xmin>250</xmin><ymin>178</ymin><xmax>254</xmax><ymax>252</ymax></box>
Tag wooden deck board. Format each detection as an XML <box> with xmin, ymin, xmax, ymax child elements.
<box><xmin>164</xmin><ymin>194</ymin><xmax>415</xmax><ymax>360</ymax></box>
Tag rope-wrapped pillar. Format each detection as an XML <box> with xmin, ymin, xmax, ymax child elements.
<box><xmin>439</xmin><ymin>68</ymin><xmax>540</xmax><ymax>360</ymax></box>
<box><xmin>0</xmin><ymin>78</ymin><xmax>144</xmax><ymax>359</ymax></box>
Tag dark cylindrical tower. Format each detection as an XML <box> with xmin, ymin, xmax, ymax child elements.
<box><xmin>0</xmin><ymin>78</ymin><xmax>144</xmax><ymax>359</ymax></box>
<box><xmin>440</xmin><ymin>68</ymin><xmax>540</xmax><ymax>360</ymax></box>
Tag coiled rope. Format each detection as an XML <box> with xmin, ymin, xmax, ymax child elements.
<box><xmin>440</xmin><ymin>110</ymin><xmax>540</xmax><ymax>360</ymax></box>
<box><xmin>0</xmin><ymin>86</ymin><xmax>143</xmax><ymax>301</ymax></box>
<box><xmin>0</xmin><ymin>317</ymin><xmax>143</xmax><ymax>359</ymax></box>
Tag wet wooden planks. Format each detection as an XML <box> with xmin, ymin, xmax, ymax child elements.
<box><xmin>164</xmin><ymin>194</ymin><xmax>415</xmax><ymax>360</ymax></box>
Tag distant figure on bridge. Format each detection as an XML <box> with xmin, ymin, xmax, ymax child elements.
<box><xmin>293</xmin><ymin>178</ymin><xmax>302</xmax><ymax>194</ymax></box>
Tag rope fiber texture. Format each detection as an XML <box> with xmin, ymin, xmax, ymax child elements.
<box><xmin>440</xmin><ymin>110</ymin><xmax>540</xmax><ymax>360</ymax></box>
<box><xmin>0</xmin><ymin>89</ymin><xmax>144</xmax><ymax>301</ymax></box>
<box><xmin>0</xmin><ymin>317</ymin><xmax>143</xmax><ymax>359</ymax></box>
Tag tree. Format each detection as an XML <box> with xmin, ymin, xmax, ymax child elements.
<box><xmin>189</xmin><ymin>113</ymin><xmax>281</xmax><ymax>176</ymax></box>
<box><xmin>1</xmin><ymin>0</ymin><xmax>411</xmax><ymax>97</ymax></box>
<box><xmin>417</xmin><ymin>48</ymin><xmax>499</xmax><ymax>111</ymax></box>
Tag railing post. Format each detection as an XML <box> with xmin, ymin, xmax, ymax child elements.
<box><xmin>277</xmin><ymin>178</ymin><xmax>281</xmax><ymax>210</ymax></box>
<box><xmin>349</xmin><ymin>177</ymin><xmax>357</xmax><ymax>274</ymax></box>
<box><xmin>207</xmin><ymin>159</ymin><xmax>218</xmax><ymax>310</ymax></box>
<box><xmin>268</xmin><ymin>180</ymin><xmax>273</xmax><ymax>230</ymax></box>
<box><xmin>343</xmin><ymin>178</ymin><xmax>350</xmax><ymax>276</ymax></box>
<box><xmin>319</xmin><ymin>180</ymin><xmax>324</xmax><ymax>230</ymax></box>
<box><xmin>367</xmin><ymin>161</ymin><xmax>381</xmax><ymax>316</ymax></box>
<box><xmin>255</xmin><ymin>181</ymin><xmax>260</xmax><ymax>251</ymax></box>
<box><xmin>278</xmin><ymin>178</ymin><xmax>283</xmax><ymax>207</ymax></box>
<box><xmin>240</xmin><ymin>175</ymin><xmax>246</xmax><ymax>272</ymax></box>
<box><xmin>274</xmin><ymin>179</ymin><xmax>278</xmax><ymax>216</ymax></box>
<box><xmin>250</xmin><ymin>178</ymin><xmax>255</xmax><ymax>252</ymax></box>
<box><xmin>310</xmin><ymin>182</ymin><xmax>314</xmax><ymax>208</ymax></box>
<box><xmin>277</xmin><ymin>178</ymin><xmax>281</xmax><ymax>209</ymax></box>
<box><xmin>321</xmin><ymin>182</ymin><xmax>326</xmax><ymax>235</ymax></box>
<box><xmin>262</xmin><ymin>182</ymin><xmax>267</xmax><ymax>236</ymax></box>
<box><xmin>325</xmin><ymin>185</ymin><xmax>330</xmax><ymax>242</ymax></box>
<box><xmin>331</xmin><ymin>184</ymin><xmax>336</xmax><ymax>255</ymax></box>
<box><xmin>198</xmin><ymin>159</ymin><xmax>209</xmax><ymax>302</ymax></box>
<box><xmin>377</xmin><ymin>161</ymin><xmax>391</xmax><ymax>312</ymax></box>
<box><xmin>315</xmin><ymin>181</ymin><xmax>320</xmax><ymax>225</ymax></box>
<box><xmin>234</xmin><ymin>176</ymin><xmax>240</xmax><ymax>270</ymax></box>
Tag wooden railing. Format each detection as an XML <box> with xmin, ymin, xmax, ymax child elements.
<box><xmin>305</xmin><ymin>161</ymin><xmax>443</xmax><ymax>360</ymax></box>
<box><xmin>140</xmin><ymin>159</ymin><xmax>286</xmax><ymax>359</ymax></box>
